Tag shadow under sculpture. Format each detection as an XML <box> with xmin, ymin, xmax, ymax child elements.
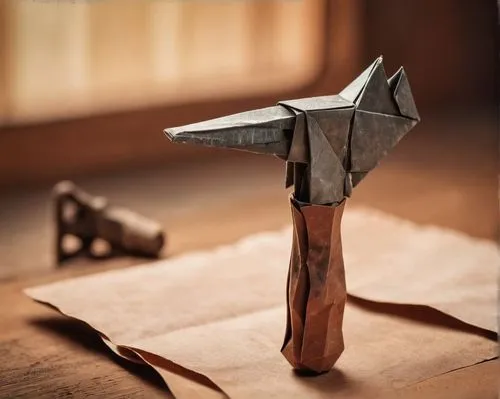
<box><xmin>164</xmin><ymin>56</ymin><xmax>420</xmax><ymax>374</ymax></box>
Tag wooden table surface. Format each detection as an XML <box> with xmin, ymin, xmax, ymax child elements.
<box><xmin>0</xmin><ymin>110</ymin><xmax>498</xmax><ymax>398</ymax></box>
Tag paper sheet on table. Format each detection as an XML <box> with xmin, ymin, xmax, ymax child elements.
<box><xmin>344</xmin><ymin>210</ymin><xmax>497</xmax><ymax>332</ymax></box>
<box><xmin>26</xmin><ymin>208</ymin><xmax>498</xmax><ymax>398</ymax></box>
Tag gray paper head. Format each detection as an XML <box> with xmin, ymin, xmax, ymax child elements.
<box><xmin>164</xmin><ymin>56</ymin><xmax>420</xmax><ymax>205</ymax></box>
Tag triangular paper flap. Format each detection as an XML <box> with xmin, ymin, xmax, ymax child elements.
<box><xmin>339</xmin><ymin>57</ymin><xmax>381</xmax><ymax>103</ymax></box>
<box><xmin>349</xmin><ymin>172</ymin><xmax>368</xmax><ymax>188</ymax></box>
<box><xmin>389</xmin><ymin>67</ymin><xmax>420</xmax><ymax>121</ymax></box>
<box><xmin>350</xmin><ymin>110</ymin><xmax>417</xmax><ymax>172</ymax></box>
<box><xmin>308</xmin><ymin>108</ymin><xmax>354</xmax><ymax>165</ymax></box>
<box><xmin>287</xmin><ymin>112</ymin><xmax>308</xmax><ymax>163</ymax></box>
<box><xmin>279</xmin><ymin>95</ymin><xmax>353</xmax><ymax>112</ymax></box>
<box><xmin>356</xmin><ymin>61</ymin><xmax>399</xmax><ymax>115</ymax></box>
<box><xmin>306</xmin><ymin>115</ymin><xmax>346</xmax><ymax>204</ymax></box>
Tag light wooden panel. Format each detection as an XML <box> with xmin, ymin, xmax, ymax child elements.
<box><xmin>88</xmin><ymin>2</ymin><xmax>152</xmax><ymax>96</ymax></box>
<box><xmin>1</xmin><ymin>0</ymin><xmax>325</xmax><ymax>125</ymax></box>
<box><xmin>6</xmin><ymin>1</ymin><xmax>90</xmax><ymax>124</ymax></box>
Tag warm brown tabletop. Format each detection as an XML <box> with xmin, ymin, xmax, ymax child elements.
<box><xmin>0</xmin><ymin>110</ymin><xmax>497</xmax><ymax>398</ymax></box>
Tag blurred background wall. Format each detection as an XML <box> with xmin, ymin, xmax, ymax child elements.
<box><xmin>1</xmin><ymin>0</ymin><xmax>326</xmax><ymax>124</ymax></box>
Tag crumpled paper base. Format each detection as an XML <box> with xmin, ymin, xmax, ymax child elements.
<box><xmin>26</xmin><ymin>207</ymin><xmax>498</xmax><ymax>398</ymax></box>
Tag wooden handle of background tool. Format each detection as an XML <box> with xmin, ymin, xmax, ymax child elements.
<box><xmin>53</xmin><ymin>181</ymin><xmax>165</xmax><ymax>263</ymax></box>
<box><xmin>281</xmin><ymin>197</ymin><xmax>347</xmax><ymax>374</ymax></box>
<box><xmin>96</xmin><ymin>206</ymin><xmax>165</xmax><ymax>257</ymax></box>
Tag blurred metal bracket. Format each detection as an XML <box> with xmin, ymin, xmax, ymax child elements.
<box><xmin>53</xmin><ymin>181</ymin><xmax>165</xmax><ymax>264</ymax></box>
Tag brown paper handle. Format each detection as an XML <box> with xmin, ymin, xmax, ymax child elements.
<box><xmin>282</xmin><ymin>198</ymin><xmax>347</xmax><ymax>374</ymax></box>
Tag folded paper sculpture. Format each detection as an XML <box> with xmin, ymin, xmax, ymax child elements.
<box><xmin>164</xmin><ymin>56</ymin><xmax>420</xmax><ymax>373</ymax></box>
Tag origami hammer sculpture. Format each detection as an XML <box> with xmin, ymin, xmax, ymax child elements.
<box><xmin>54</xmin><ymin>181</ymin><xmax>165</xmax><ymax>264</ymax></box>
<box><xmin>164</xmin><ymin>57</ymin><xmax>420</xmax><ymax>373</ymax></box>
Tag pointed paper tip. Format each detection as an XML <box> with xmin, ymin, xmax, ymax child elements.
<box><xmin>387</xmin><ymin>67</ymin><xmax>421</xmax><ymax>122</ymax></box>
<box><xmin>163</xmin><ymin>106</ymin><xmax>296</xmax><ymax>157</ymax></box>
<box><xmin>373</xmin><ymin>55</ymin><xmax>384</xmax><ymax>67</ymax></box>
<box><xmin>164</xmin><ymin>128</ymin><xmax>196</xmax><ymax>144</ymax></box>
<box><xmin>164</xmin><ymin>127</ymin><xmax>197</xmax><ymax>143</ymax></box>
<box><xmin>339</xmin><ymin>57</ymin><xmax>382</xmax><ymax>103</ymax></box>
<box><xmin>163</xmin><ymin>128</ymin><xmax>177</xmax><ymax>141</ymax></box>
<box><xmin>396</xmin><ymin>66</ymin><xmax>405</xmax><ymax>79</ymax></box>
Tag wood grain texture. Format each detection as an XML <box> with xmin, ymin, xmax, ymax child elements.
<box><xmin>0</xmin><ymin>282</ymin><xmax>170</xmax><ymax>398</ymax></box>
